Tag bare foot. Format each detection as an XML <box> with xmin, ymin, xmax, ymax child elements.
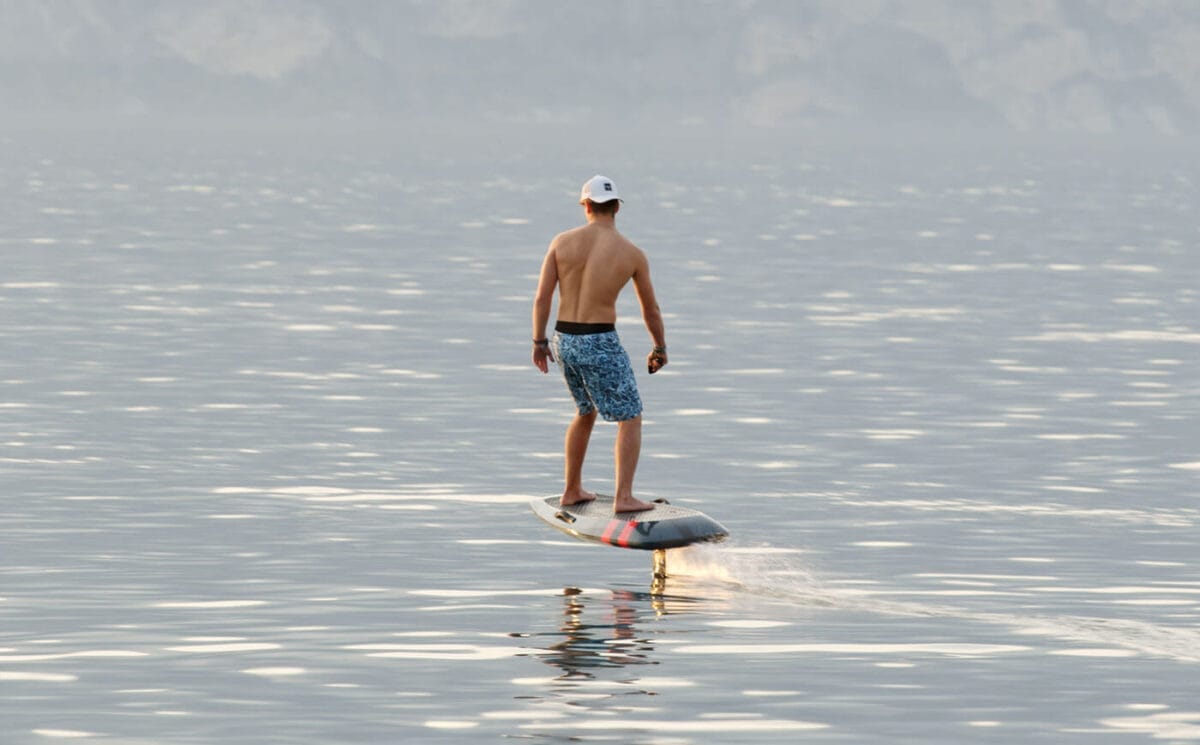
<box><xmin>560</xmin><ymin>489</ymin><xmax>598</xmax><ymax>507</ymax></box>
<box><xmin>613</xmin><ymin>496</ymin><xmax>656</xmax><ymax>514</ymax></box>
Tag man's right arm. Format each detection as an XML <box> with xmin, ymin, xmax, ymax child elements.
<box><xmin>531</xmin><ymin>242</ymin><xmax>558</xmax><ymax>373</ymax></box>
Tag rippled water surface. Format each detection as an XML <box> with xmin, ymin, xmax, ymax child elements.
<box><xmin>2</xmin><ymin>130</ymin><xmax>1197</xmax><ymax>743</ymax></box>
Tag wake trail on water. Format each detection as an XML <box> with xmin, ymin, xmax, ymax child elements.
<box><xmin>668</xmin><ymin>542</ymin><xmax>1200</xmax><ymax>664</ymax></box>
<box><xmin>669</xmin><ymin>542</ymin><xmax>828</xmax><ymax>602</ymax></box>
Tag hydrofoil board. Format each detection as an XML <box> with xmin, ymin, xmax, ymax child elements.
<box><xmin>530</xmin><ymin>494</ymin><xmax>728</xmax><ymax>551</ymax></box>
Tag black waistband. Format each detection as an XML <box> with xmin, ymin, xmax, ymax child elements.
<box><xmin>555</xmin><ymin>321</ymin><xmax>616</xmax><ymax>335</ymax></box>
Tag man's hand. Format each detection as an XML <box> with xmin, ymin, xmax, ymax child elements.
<box><xmin>647</xmin><ymin>347</ymin><xmax>668</xmax><ymax>374</ymax></box>
<box><xmin>533</xmin><ymin>341</ymin><xmax>553</xmax><ymax>373</ymax></box>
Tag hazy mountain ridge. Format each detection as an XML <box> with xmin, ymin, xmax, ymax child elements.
<box><xmin>2</xmin><ymin>0</ymin><xmax>1197</xmax><ymax>134</ymax></box>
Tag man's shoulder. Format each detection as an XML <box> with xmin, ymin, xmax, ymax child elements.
<box><xmin>550</xmin><ymin>224</ymin><xmax>587</xmax><ymax>247</ymax></box>
<box><xmin>624</xmin><ymin>236</ymin><xmax>648</xmax><ymax>262</ymax></box>
<box><xmin>602</xmin><ymin>230</ymin><xmax>646</xmax><ymax>269</ymax></box>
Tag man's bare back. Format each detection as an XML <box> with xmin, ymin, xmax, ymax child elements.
<box><xmin>551</xmin><ymin>223</ymin><xmax>645</xmax><ymax>326</ymax></box>
<box><xmin>531</xmin><ymin>176</ymin><xmax>667</xmax><ymax>514</ymax></box>
<box><xmin>532</xmin><ymin>217</ymin><xmax>666</xmax><ymax>378</ymax></box>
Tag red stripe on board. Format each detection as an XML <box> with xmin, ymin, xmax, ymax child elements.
<box><xmin>600</xmin><ymin>519</ymin><xmax>622</xmax><ymax>545</ymax></box>
<box><xmin>616</xmin><ymin>521</ymin><xmax>638</xmax><ymax>548</ymax></box>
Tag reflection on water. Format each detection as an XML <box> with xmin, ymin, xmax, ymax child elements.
<box><xmin>537</xmin><ymin>587</ymin><xmax>659</xmax><ymax>674</ymax></box>
<box><xmin>512</xmin><ymin>585</ymin><xmax>831</xmax><ymax>740</ymax></box>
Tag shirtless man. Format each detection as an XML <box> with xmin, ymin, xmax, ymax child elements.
<box><xmin>532</xmin><ymin>175</ymin><xmax>668</xmax><ymax>514</ymax></box>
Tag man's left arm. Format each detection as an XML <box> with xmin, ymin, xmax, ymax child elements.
<box><xmin>632</xmin><ymin>253</ymin><xmax>667</xmax><ymax>373</ymax></box>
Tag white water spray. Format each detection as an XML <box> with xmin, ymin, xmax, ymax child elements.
<box><xmin>662</xmin><ymin>542</ymin><xmax>1200</xmax><ymax>665</ymax></box>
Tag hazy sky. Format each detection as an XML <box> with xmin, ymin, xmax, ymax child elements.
<box><xmin>3</xmin><ymin>0</ymin><xmax>1199</xmax><ymax>136</ymax></box>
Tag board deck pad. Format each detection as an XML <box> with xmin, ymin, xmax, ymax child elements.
<box><xmin>530</xmin><ymin>494</ymin><xmax>729</xmax><ymax>550</ymax></box>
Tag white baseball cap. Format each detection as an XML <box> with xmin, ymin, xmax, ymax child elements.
<box><xmin>579</xmin><ymin>174</ymin><xmax>621</xmax><ymax>204</ymax></box>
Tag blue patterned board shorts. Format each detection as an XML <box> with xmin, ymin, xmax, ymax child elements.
<box><xmin>553</xmin><ymin>326</ymin><xmax>643</xmax><ymax>422</ymax></box>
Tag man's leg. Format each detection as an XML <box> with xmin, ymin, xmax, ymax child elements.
<box><xmin>561</xmin><ymin>410</ymin><xmax>598</xmax><ymax>506</ymax></box>
<box><xmin>613</xmin><ymin>415</ymin><xmax>654</xmax><ymax>512</ymax></box>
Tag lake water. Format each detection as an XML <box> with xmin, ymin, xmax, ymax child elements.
<box><xmin>1</xmin><ymin>127</ymin><xmax>1197</xmax><ymax>743</ymax></box>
